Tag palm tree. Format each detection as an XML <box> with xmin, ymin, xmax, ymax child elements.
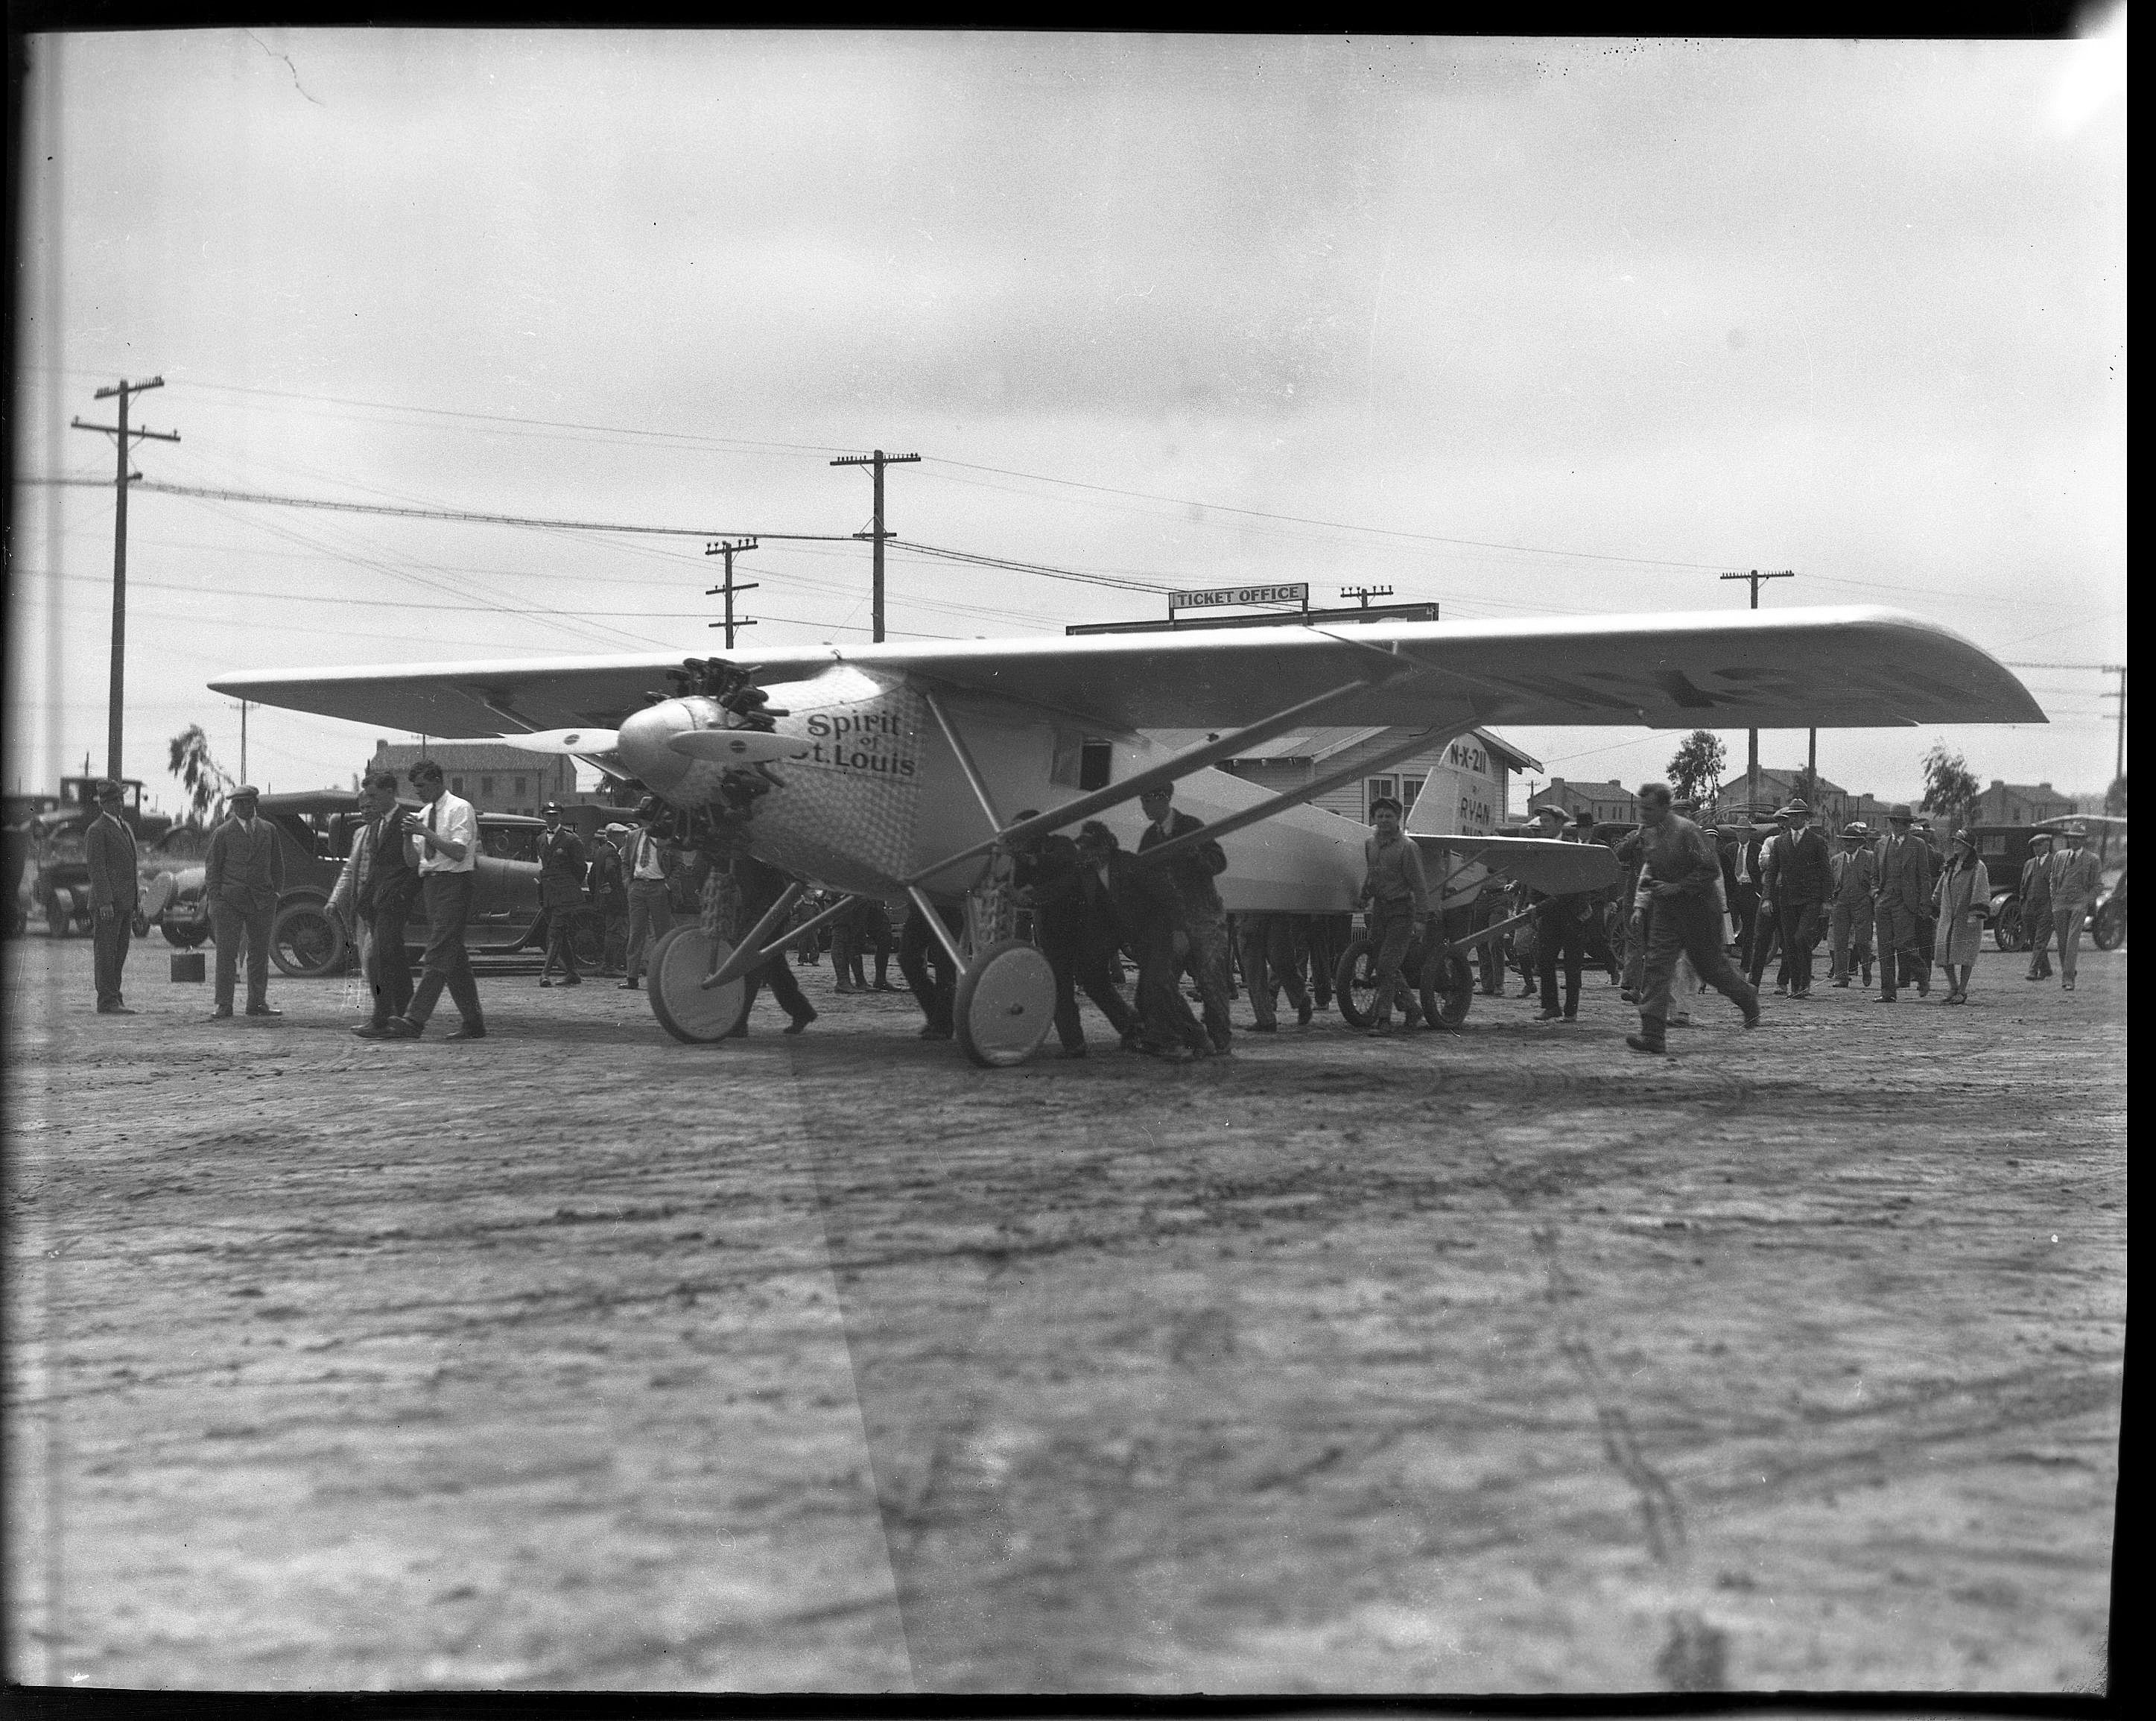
<box><xmin>168</xmin><ymin>724</ymin><xmax>235</xmax><ymax>827</ymax></box>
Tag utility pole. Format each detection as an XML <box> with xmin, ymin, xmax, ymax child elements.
<box><xmin>1341</xmin><ymin>585</ymin><xmax>1395</xmax><ymax>609</ymax></box>
<box><xmin>704</xmin><ymin>538</ymin><xmax>760</xmax><ymax>651</ymax></box>
<box><xmin>2100</xmin><ymin>665</ymin><xmax>2127</xmax><ymax>799</ymax></box>
<box><xmin>71</xmin><ymin>376</ymin><xmax>180</xmax><ymax>783</ymax></box>
<box><xmin>830</xmin><ymin>449</ymin><xmax>919</xmax><ymax>644</ymax></box>
<box><xmin>1719</xmin><ymin>568</ymin><xmax>1795</xmax><ymax>816</ymax></box>
<box><xmin>229</xmin><ymin>699</ymin><xmax>250</xmax><ymax>783</ymax></box>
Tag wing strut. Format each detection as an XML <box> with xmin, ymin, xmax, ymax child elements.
<box><xmin>701</xmin><ymin>885</ymin><xmax>878</xmax><ymax>992</ymax></box>
<box><xmin>1127</xmin><ymin>723</ymin><xmax>1472</xmax><ymax>875</ymax></box>
<box><xmin>921</xmin><ymin>686</ymin><xmax>1004</xmax><ymax>835</ymax></box>
<box><xmin>901</xmin><ymin>673</ymin><xmax>1405</xmax><ymax>888</ymax></box>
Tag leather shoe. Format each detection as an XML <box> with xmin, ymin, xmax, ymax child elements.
<box><xmin>539</xmin><ymin>977</ymin><xmax>554</xmax><ymax>988</ymax></box>
<box><xmin>561</xmin><ymin>974</ymin><xmax>582</xmax><ymax>986</ymax></box>
<box><xmin>1535</xmin><ymin>1009</ymin><xmax>1564</xmax><ymax>1021</ymax></box>
<box><xmin>918</xmin><ymin>1022</ymin><xmax>953</xmax><ymax>1040</ymax></box>
<box><xmin>1250</xmin><ymin>1021</ymin><xmax>1278</xmax><ymax>1033</ymax></box>
<box><xmin>380</xmin><ymin>1017</ymin><xmax>422</xmax><ymax>1039</ymax></box>
<box><xmin>445</xmin><ymin>1022</ymin><xmax>486</xmax><ymax>1042</ymax></box>
<box><xmin>208</xmin><ymin>1007</ymin><xmax>234</xmax><ymax>1019</ymax></box>
<box><xmin>352</xmin><ymin>1023</ymin><xmax>390</xmax><ymax>1039</ymax></box>
<box><xmin>1058</xmin><ymin>1043</ymin><xmax>1088</xmax><ymax>1059</ymax></box>
<box><xmin>1626</xmin><ymin>1032</ymin><xmax>1667</xmax><ymax>1054</ymax></box>
<box><xmin>246</xmin><ymin>1006</ymin><xmax>283</xmax><ymax>1017</ymax></box>
<box><xmin>98</xmin><ymin>1004</ymin><xmax>138</xmax><ymax>1015</ymax></box>
<box><xmin>784</xmin><ymin>1007</ymin><xmax>817</xmax><ymax>1035</ymax></box>
<box><xmin>1296</xmin><ymin>1002</ymin><xmax>1313</xmax><ymax>1027</ymax></box>
<box><xmin>619</xmin><ymin>979</ymin><xmax>640</xmax><ymax>990</ymax></box>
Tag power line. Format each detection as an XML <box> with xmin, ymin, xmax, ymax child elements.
<box><xmin>894</xmin><ymin>538</ymin><xmax>1176</xmax><ymax>596</ymax></box>
<box><xmin>19</xmin><ymin>475</ymin><xmax>856</xmax><ymax>541</ymax></box>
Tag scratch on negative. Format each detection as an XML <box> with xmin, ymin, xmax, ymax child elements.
<box><xmin>247</xmin><ymin>32</ymin><xmax>325</xmax><ymax>107</ymax></box>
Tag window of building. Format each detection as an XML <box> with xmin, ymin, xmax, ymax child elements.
<box><xmin>1079</xmin><ymin>740</ymin><xmax>1113</xmax><ymax>791</ymax></box>
<box><xmin>1366</xmin><ymin>776</ymin><xmax>1398</xmax><ymax>822</ymax></box>
<box><xmin>481</xmin><ymin>776</ymin><xmax>495</xmax><ymax>798</ymax></box>
<box><xmin>1401</xmin><ymin>776</ymin><xmax>1426</xmax><ymax>815</ymax></box>
<box><xmin>514</xmin><ymin>776</ymin><xmax>527</xmax><ymax>799</ymax></box>
<box><xmin>451</xmin><ymin>777</ymin><xmax>464</xmax><ymax>796</ymax></box>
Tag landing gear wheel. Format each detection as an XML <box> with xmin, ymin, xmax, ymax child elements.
<box><xmin>648</xmin><ymin>925</ymin><xmax>749</xmax><ymax>1045</ymax></box>
<box><xmin>1991</xmin><ymin>900</ymin><xmax>2023</xmax><ymax>953</ymax></box>
<box><xmin>1334</xmin><ymin>936</ymin><xmax>1379</xmax><ymax>1027</ymax></box>
<box><xmin>1417</xmin><ymin>949</ymin><xmax>1476</xmax><ymax>1030</ymax></box>
<box><xmin>953</xmin><ymin>939</ymin><xmax>1056</xmax><ymax>1068</ymax></box>
<box><xmin>270</xmin><ymin>901</ymin><xmax>347</xmax><ymax>977</ymax></box>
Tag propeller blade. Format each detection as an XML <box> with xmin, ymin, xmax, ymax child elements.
<box><xmin>481</xmin><ymin>729</ymin><xmax>621</xmax><ymax>755</ymax></box>
<box><xmin>665</xmin><ymin>729</ymin><xmax>810</xmax><ymax>765</ymax></box>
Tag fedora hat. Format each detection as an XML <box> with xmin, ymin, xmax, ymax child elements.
<box><xmin>1887</xmin><ymin>804</ymin><xmax>1915</xmax><ymax>823</ymax></box>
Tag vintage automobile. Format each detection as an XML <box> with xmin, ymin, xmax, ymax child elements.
<box><xmin>1968</xmin><ymin>814</ymin><xmax>2126</xmax><ymax>951</ymax></box>
<box><xmin>143</xmin><ymin>791</ymin><xmax>559</xmax><ymax>977</ymax></box>
<box><xmin>2089</xmin><ymin>865</ymin><xmax>2126</xmax><ymax>949</ymax></box>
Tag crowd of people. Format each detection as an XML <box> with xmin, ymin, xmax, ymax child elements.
<box><xmin>69</xmin><ymin>763</ymin><xmax>2113</xmax><ymax>1058</ymax></box>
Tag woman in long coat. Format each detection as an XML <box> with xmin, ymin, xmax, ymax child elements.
<box><xmin>1933</xmin><ymin>828</ymin><xmax>1992</xmax><ymax>1004</ymax></box>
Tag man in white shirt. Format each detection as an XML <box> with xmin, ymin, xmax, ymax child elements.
<box><xmin>382</xmin><ymin>760</ymin><xmax>485</xmax><ymax>1042</ymax></box>
<box><xmin>619</xmin><ymin>797</ymin><xmax>676</xmax><ymax>991</ymax></box>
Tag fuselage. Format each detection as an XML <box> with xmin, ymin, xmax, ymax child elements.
<box><xmin>614</xmin><ymin>664</ymin><xmax>1375</xmax><ymax>910</ymax></box>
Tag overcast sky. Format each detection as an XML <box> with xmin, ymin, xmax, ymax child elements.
<box><xmin>10</xmin><ymin>27</ymin><xmax>2126</xmax><ymax>814</ymax></box>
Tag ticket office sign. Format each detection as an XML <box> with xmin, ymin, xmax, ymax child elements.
<box><xmin>1170</xmin><ymin>583</ymin><xmax>1310</xmax><ymax>612</ymax></box>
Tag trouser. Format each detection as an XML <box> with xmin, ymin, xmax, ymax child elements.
<box><xmin>542</xmin><ymin>904</ymin><xmax>583</xmax><ymax>977</ymax></box>
<box><xmin>1135</xmin><ymin>925</ymin><xmax>1211</xmax><ymax>1052</ymax></box>
<box><xmin>1043</xmin><ymin>934</ymin><xmax>1138</xmax><ymax>1050</ymax></box>
<box><xmin>1178</xmin><ymin>904</ymin><xmax>1234</xmax><ymax>1047</ymax></box>
<box><xmin>1746</xmin><ymin>908</ymin><xmax>1782</xmax><ymax>988</ymax></box>
<box><xmin>1622</xmin><ymin>901</ymin><xmax>1649</xmax><ymax>995</ymax></box>
<box><xmin>1639</xmin><ymin>892</ymin><xmax>1757</xmax><ymax>1025</ymax></box>
<box><xmin>600</xmin><ymin>906</ymin><xmax>628</xmax><ymax>972</ymax></box>
<box><xmin>1777</xmin><ymin>899</ymin><xmax>1824</xmax><ymax>994</ymax></box>
<box><xmin>1304</xmin><ymin>913</ymin><xmax>1348</xmax><ymax>1006</ymax></box>
<box><xmin>211</xmin><ymin>899</ymin><xmax>276</xmax><ymax>1012</ymax></box>
<box><xmin>866</xmin><ymin>913</ymin><xmax>892</xmax><ymax>985</ymax></box>
<box><xmin>624</xmin><ymin>879</ymin><xmax>673</xmax><ymax>980</ymax></box>
<box><xmin>742</xmin><ymin>944</ymin><xmax>811</xmax><ymax>1020</ymax></box>
<box><xmin>2053</xmin><ymin>903</ymin><xmax>2089</xmax><ymax>981</ymax></box>
<box><xmin>1237</xmin><ymin>913</ymin><xmax>1310</xmax><ymax>1028</ymax></box>
<box><xmin>2023</xmin><ymin>899</ymin><xmax>2054</xmax><ymax>976</ymax></box>
<box><xmin>898</xmin><ymin>903</ymin><xmax>962</xmax><ymax>1031</ymax></box>
<box><xmin>1828</xmin><ymin>898</ymin><xmax>1874</xmax><ymax>980</ymax></box>
<box><xmin>1873</xmin><ymin>899</ymin><xmax>1931</xmax><ymax>998</ymax></box>
<box><xmin>1582</xmin><ymin>904</ymin><xmax>1621</xmax><ymax>981</ymax></box>
<box><xmin>359</xmin><ymin>896</ymin><xmax>415</xmax><ymax>1026</ymax></box>
<box><xmin>831</xmin><ymin>921</ymin><xmax>866</xmax><ymax>987</ymax></box>
<box><xmin>1366</xmin><ymin>902</ymin><xmax>1421</xmax><ymax>1025</ymax></box>
<box><xmin>1537</xmin><ymin>905</ymin><xmax>1587</xmax><ymax>1015</ymax></box>
<box><xmin>405</xmin><ymin>872</ymin><xmax>481</xmax><ymax>1028</ymax></box>
<box><xmin>93</xmin><ymin>906</ymin><xmax>131</xmax><ymax>1009</ymax></box>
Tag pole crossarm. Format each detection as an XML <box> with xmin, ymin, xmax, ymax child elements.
<box><xmin>69</xmin><ymin>418</ymin><xmax>181</xmax><ymax>444</ymax></box>
<box><xmin>901</xmin><ymin>673</ymin><xmax>1406</xmax><ymax>887</ymax></box>
<box><xmin>1127</xmin><ymin>724</ymin><xmax>1465</xmax><ymax>875</ymax></box>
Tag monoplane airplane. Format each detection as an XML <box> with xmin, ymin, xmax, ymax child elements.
<box><xmin>212</xmin><ymin>606</ymin><xmax>2041</xmax><ymax>1065</ymax></box>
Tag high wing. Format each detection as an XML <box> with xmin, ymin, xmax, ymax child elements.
<box><xmin>210</xmin><ymin>605</ymin><xmax>2041</xmax><ymax>735</ymax></box>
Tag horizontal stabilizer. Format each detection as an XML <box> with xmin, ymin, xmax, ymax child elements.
<box><xmin>665</xmin><ymin>729</ymin><xmax>811</xmax><ymax>764</ymax></box>
<box><xmin>1413</xmin><ymin>833</ymin><xmax>1620</xmax><ymax>896</ymax></box>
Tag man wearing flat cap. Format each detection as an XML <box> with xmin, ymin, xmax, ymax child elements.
<box><xmin>2046</xmin><ymin>823</ymin><xmax>2103</xmax><ymax>992</ymax></box>
<box><xmin>84</xmin><ymin>779</ymin><xmax>140</xmax><ymax>1014</ymax></box>
<box><xmin>1872</xmin><ymin>803</ymin><xmax>1935</xmax><ymax>1002</ymax></box>
<box><xmin>1827</xmin><ymin>823</ymin><xmax>1877</xmax><ymax>989</ymax></box>
<box><xmin>203</xmin><ymin>785</ymin><xmax>286</xmax><ymax>1018</ymax></box>
<box><xmin>2019</xmin><ymin>831</ymin><xmax>2055</xmax><ymax>982</ymax></box>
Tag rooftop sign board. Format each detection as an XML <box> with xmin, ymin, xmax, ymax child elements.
<box><xmin>1169</xmin><ymin>583</ymin><xmax>1309</xmax><ymax>612</ymax></box>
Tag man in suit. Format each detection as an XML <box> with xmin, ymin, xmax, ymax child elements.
<box><xmin>618</xmin><ymin>799</ymin><xmax>676</xmax><ymax>991</ymax></box>
<box><xmin>202</xmin><ymin>785</ymin><xmax>286</xmax><ymax>1018</ymax></box>
<box><xmin>1077</xmin><ymin>820</ymin><xmax>1209</xmax><ymax>1060</ymax></box>
<box><xmin>2047</xmin><ymin>823</ymin><xmax>2104</xmax><ymax>992</ymax></box>
<box><xmin>1137</xmin><ymin>783</ymin><xmax>1234</xmax><ymax>1053</ymax></box>
<box><xmin>1759</xmin><ymin>798</ymin><xmax>1833</xmax><ymax>998</ymax></box>
<box><xmin>381</xmin><ymin>759</ymin><xmax>486</xmax><ymax>1042</ymax></box>
<box><xmin>329</xmin><ymin>769</ymin><xmax>420</xmax><ymax>1037</ymax></box>
<box><xmin>1827</xmin><ymin>822</ymin><xmax>1878</xmax><ymax>988</ymax></box>
<box><xmin>587</xmin><ymin>825</ymin><xmax>630</xmax><ymax>974</ymax></box>
<box><xmin>534</xmin><ymin>803</ymin><xmax>589</xmax><ymax>987</ymax></box>
<box><xmin>2020</xmin><ymin>831</ymin><xmax>2055</xmax><ymax>981</ymax></box>
<box><xmin>1013</xmin><ymin>813</ymin><xmax>1140</xmax><ymax>1056</ymax></box>
<box><xmin>1524</xmin><ymin>805</ymin><xmax>1591</xmax><ymax>1022</ymax></box>
<box><xmin>84</xmin><ymin>779</ymin><xmax>140</xmax><ymax>1014</ymax></box>
<box><xmin>1873</xmin><ymin>803</ymin><xmax>1935</xmax><ymax>1002</ymax></box>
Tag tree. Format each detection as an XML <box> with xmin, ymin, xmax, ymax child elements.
<box><xmin>1666</xmin><ymin>730</ymin><xmax>1726</xmax><ymax>811</ymax></box>
<box><xmin>1919</xmin><ymin>741</ymin><xmax>1980</xmax><ymax>834</ymax></box>
<box><xmin>2105</xmin><ymin>774</ymin><xmax>2126</xmax><ymax>817</ymax></box>
<box><xmin>168</xmin><ymin>724</ymin><xmax>236</xmax><ymax>827</ymax></box>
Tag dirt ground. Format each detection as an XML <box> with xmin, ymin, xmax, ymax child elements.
<box><xmin>3</xmin><ymin>930</ymin><xmax>2123</xmax><ymax>1694</ymax></box>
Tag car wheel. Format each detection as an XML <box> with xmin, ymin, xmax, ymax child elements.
<box><xmin>270</xmin><ymin>901</ymin><xmax>346</xmax><ymax>977</ymax></box>
<box><xmin>2092</xmin><ymin>900</ymin><xmax>2125</xmax><ymax>951</ymax></box>
<box><xmin>1991</xmin><ymin>899</ymin><xmax>2023</xmax><ymax>953</ymax></box>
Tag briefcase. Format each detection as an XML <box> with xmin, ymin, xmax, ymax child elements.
<box><xmin>171</xmin><ymin>951</ymin><xmax>206</xmax><ymax>983</ymax></box>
